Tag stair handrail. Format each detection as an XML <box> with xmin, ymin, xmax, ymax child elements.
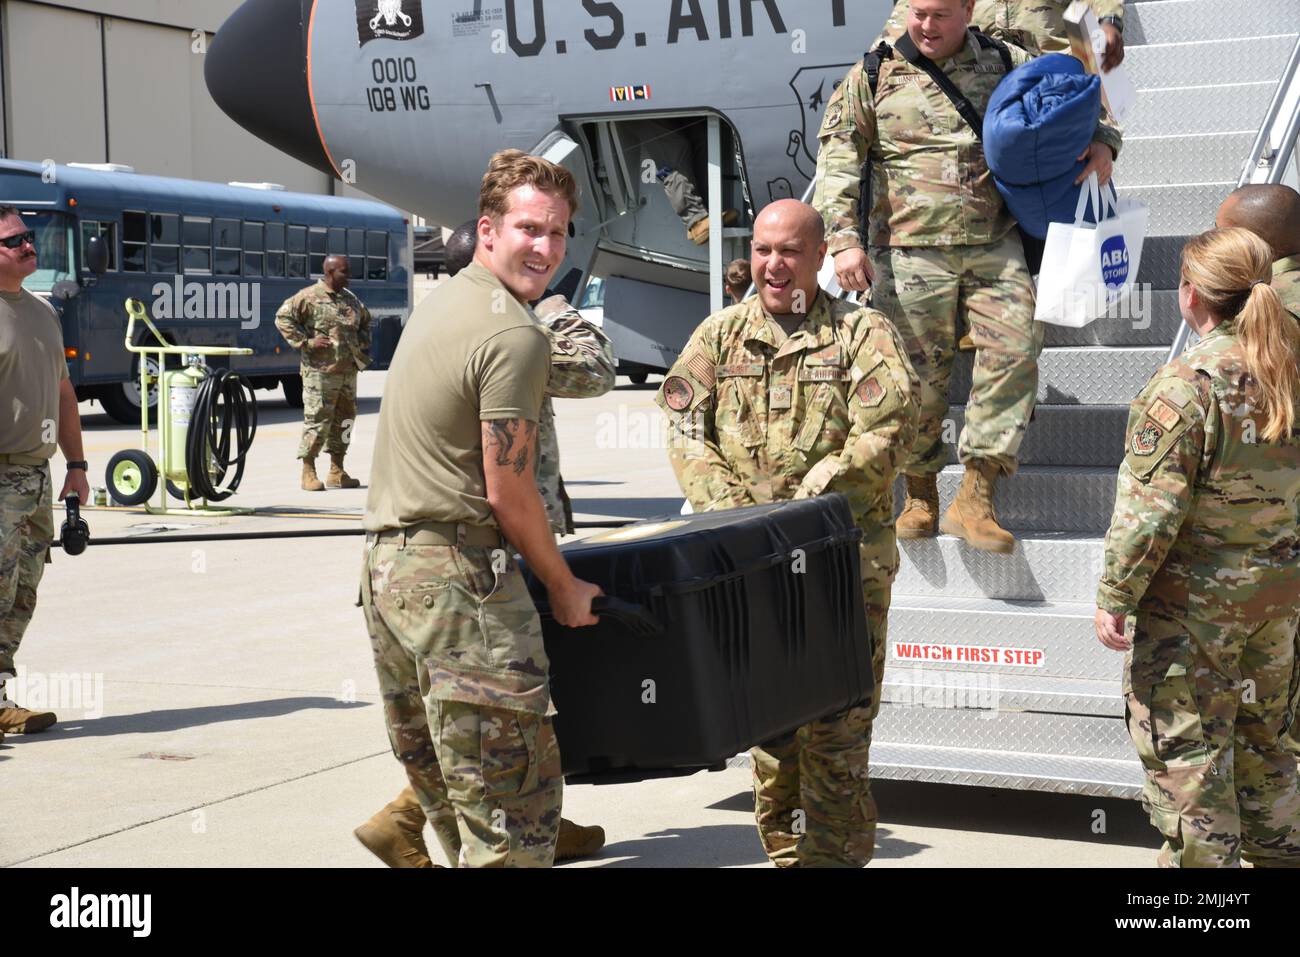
<box><xmin>1166</xmin><ymin>33</ymin><xmax>1300</xmax><ymax>361</ymax></box>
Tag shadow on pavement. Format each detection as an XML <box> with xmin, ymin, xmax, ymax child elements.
<box><xmin>30</xmin><ymin>696</ymin><xmax>369</xmax><ymax>739</ymax></box>
<box><xmin>584</xmin><ymin>825</ymin><xmax>769</xmax><ymax>868</ymax></box>
<box><xmin>871</xmin><ymin>780</ymin><xmax>1161</xmax><ymax>849</ymax></box>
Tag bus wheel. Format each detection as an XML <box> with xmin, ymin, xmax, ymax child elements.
<box><xmin>629</xmin><ymin>372</ymin><xmax>649</xmax><ymax>385</ymax></box>
<box><xmin>281</xmin><ymin>374</ymin><xmax>304</xmax><ymax>408</ymax></box>
<box><xmin>106</xmin><ymin>450</ymin><xmax>159</xmax><ymax>507</ymax></box>
<box><xmin>100</xmin><ymin>357</ymin><xmax>161</xmax><ymax>425</ymax></box>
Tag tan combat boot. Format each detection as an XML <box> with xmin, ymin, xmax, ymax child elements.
<box><xmin>353</xmin><ymin>786</ymin><xmax>434</xmax><ymax>868</ymax></box>
<box><xmin>687</xmin><ymin>209</ymin><xmax>740</xmax><ymax>245</ymax></box>
<box><xmin>326</xmin><ymin>455</ymin><xmax>360</xmax><ymax>489</ymax></box>
<box><xmin>301</xmin><ymin>458</ymin><xmax>325</xmax><ymax>492</ymax></box>
<box><xmin>896</xmin><ymin>473</ymin><xmax>941</xmax><ymax>539</ymax></box>
<box><xmin>555</xmin><ymin>817</ymin><xmax>606</xmax><ymax>862</ymax></box>
<box><xmin>0</xmin><ymin>694</ymin><xmax>57</xmax><ymax>734</ymax></box>
<box><xmin>940</xmin><ymin>461</ymin><xmax>1016</xmax><ymax>553</ymax></box>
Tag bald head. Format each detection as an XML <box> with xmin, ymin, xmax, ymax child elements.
<box><xmin>1215</xmin><ymin>185</ymin><xmax>1300</xmax><ymax>260</ymax></box>
<box><xmin>323</xmin><ymin>254</ymin><xmax>351</xmax><ymax>291</ymax></box>
<box><xmin>754</xmin><ymin>199</ymin><xmax>826</xmax><ymax>246</ymax></box>
<box><xmin>751</xmin><ymin>200</ymin><xmax>829</xmax><ymax>317</ymax></box>
<box><xmin>444</xmin><ymin>219</ymin><xmax>478</xmax><ymax>277</ymax></box>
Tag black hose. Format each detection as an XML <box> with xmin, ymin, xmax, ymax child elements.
<box><xmin>83</xmin><ymin>518</ymin><xmax>638</xmax><ymax>547</ymax></box>
<box><xmin>185</xmin><ymin>369</ymin><xmax>258</xmax><ymax>502</ymax></box>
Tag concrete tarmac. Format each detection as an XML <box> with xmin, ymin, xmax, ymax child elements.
<box><xmin>1</xmin><ymin>372</ymin><xmax>1160</xmax><ymax>868</ymax></box>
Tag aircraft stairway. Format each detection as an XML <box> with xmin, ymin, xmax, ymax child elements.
<box><xmin>869</xmin><ymin>0</ymin><xmax>1300</xmax><ymax>798</ymax></box>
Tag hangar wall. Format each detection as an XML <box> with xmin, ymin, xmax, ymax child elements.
<box><xmin>0</xmin><ymin>0</ymin><xmax>336</xmax><ymax>195</ymax></box>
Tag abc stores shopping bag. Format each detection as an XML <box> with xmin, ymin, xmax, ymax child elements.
<box><xmin>1034</xmin><ymin>174</ymin><xmax>1148</xmax><ymax>328</ymax></box>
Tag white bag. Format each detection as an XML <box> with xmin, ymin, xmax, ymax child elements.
<box><xmin>1033</xmin><ymin>174</ymin><xmax>1149</xmax><ymax>328</ymax></box>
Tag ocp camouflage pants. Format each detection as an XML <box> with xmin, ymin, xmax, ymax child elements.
<box><xmin>750</xmin><ymin>597</ymin><xmax>889</xmax><ymax>867</ymax></box>
<box><xmin>361</xmin><ymin>537</ymin><xmax>562</xmax><ymax>867</ymax></box>
<box><xmin>0</xmin><ymin>463</ymin><xmax>53</xmax><ymax>677</ymax></box>
<box><xmin>870</xmin><ymin>233</ymin><xmax>1044</xmax><ymax>477</ymax></box>
<box><xmin>298</xmin><ymin>369</ymin><xmax>357</xmax><ymax>460</ymax></box>
<box><xmin>1126</xmin><ymin>611</ymin><xmax>1300</xmax><ymax>868</ymax></box>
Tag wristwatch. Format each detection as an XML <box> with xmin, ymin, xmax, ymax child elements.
<box><xmin>66</xmin><ymin>460</ymin><xmax>88</xmax><ymax>471</ymax></box>
<box><xmin>1099</xmin><ymin>15</ymin><xmax>1123</xmax><ymax>33</ymax></box>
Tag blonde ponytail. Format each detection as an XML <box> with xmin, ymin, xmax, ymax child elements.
<box><xmin>1181</xmin><ymin>227</ymin><xmax>1300</xmax><ymax>441</ymax></box>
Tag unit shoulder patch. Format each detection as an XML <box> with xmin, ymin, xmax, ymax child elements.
<box><xmin>1131</xmin><ymin>421</ymin><xmax>1163</xmax><ymax>456</ymax></box>
<box><xmin>662</xmin><ymin>376</ymin><xmax>694</xmax><ymax>412</ymax></box>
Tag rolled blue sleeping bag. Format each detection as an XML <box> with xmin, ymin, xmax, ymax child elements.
<box><xmin>984</xmin><ymin>53</ymin><xmax>1103</xmax><ymax>239</ymax></box>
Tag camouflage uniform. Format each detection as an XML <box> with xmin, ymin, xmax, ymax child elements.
<box><xmin>361</xmin><ymin>536</ymin><xmax>562</xmax><ymax>867</ymax></box>
<box><xmin>656</xmin><ymin>292</ymin><xmax>919</xmax><ymax>866</ymax></box>
<box><xmin>533</xmin><ymin>295</ymin><xmax>617</xmax><ymax>534</ymax></box>
<box><xmin>1275</xmin><ymin>256</ymin><xmax>1300</xmax><ymax>760</ymax></box>
<box><xmin>817</xmin><ymin>33</ymin><xmax>1045</xmax><ymax>480</ymax></box>
<box><xmin>1097</xmin><ymin>322</ymin><xmax>1300</xmax><ymax>867</ymax></box>
<box><xmin>274</xmin><ymin>281</ymin><xmax>372</xmax><ymax>460</ymax></box>
<box><xmin>0</xmin><ymin>463</ymin><xmax>53</xmax><ymax>678</ymax></box>
<box><xmin>1275</xmin><ymin>255</ymin><xmax>1300</xmax><ymax>324</ymax></box>
<box><xmin>878</xmin><ymin>0</ymin><xmax>1125</xmax><ymax>55</ymax></box>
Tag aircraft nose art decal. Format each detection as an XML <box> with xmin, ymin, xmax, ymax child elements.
<box><xmin>357</xmin><ymin>0</ymin><xmax>425</xmax><ymax>45</ymax></box>
<box><xmin>786</xmin><ymin>64</ymin><xmax>852</xmax><ymax>180</ymax></box>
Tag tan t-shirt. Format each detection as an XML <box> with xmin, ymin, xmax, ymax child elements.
<box><xmin>364</xmin><ymin>262</ymin><xmax>551</xmax><ymax>532</ymax></box>
<box><xmin>0</xmin><ymin>289</ymin><xmax>68</xmax><ymax>459</ymax></box>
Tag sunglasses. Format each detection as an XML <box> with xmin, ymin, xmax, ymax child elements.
<box><xmin>0</xmin><ymin>230</ymin><xmax>35</xmax><ymax>249</ymax></box>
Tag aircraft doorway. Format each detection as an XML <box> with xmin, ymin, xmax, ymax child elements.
<box><xmin>568</xmin><ymin>112</ymin><xmax>755</xmax><ymax>377</ymax></box>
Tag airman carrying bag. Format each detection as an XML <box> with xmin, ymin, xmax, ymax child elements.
<box><xmin>521</xmin><ymin>495</ymin><xmax>873</xmax><ymax>781</ymax></box>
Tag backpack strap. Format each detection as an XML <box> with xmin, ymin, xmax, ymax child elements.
<box><xmin>861</xmin><ymin>40</ymin><xmax>893</xmax><ymax>99</ymax></box>
<box><xmin>893</xmin><ymin>28</ymin><xmax>1014</xmax><ymax>140</ymax></box>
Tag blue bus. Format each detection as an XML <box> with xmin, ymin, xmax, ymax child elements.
<box><xmin>0</xmin><ymin>160</ymin><xmax>411</xmax><ymax>423</ymax></box>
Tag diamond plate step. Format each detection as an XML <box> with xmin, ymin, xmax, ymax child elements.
<box><xmin>937</xmin><ymin>404</ymin><xmax>1128</xmax><ymax>466</ymax></box>
<box><xmin>882</xmin><ymin>671</ymin><xmax>1123</xmax><ymax>717</ymax></box>
<box><xmin>887</xmin><ymin>595</ymin><xmax>1123</xmax><ymax>685</ymax></box>
<box><xmin>1043</xmin><ymin>288</ymin><xmax>1182</xmax><ymax>347</ymax></box>
<box><xmin>894</xmin><ymin>466</ymin><xmax>1118</xmax><ymax>533</ymax></box>
<box><xmin>1127</xmin><ymin>0</ymin><xmax>1300</xmax><ymax>46</ymax></box>
<box><xmin>1120</xmin><ymin>131</ymin><xmax>1259</xmax><ymax>187</ymax></box>
<box><xmin>894</xmin><ymin>533</ymin><xmax>1104</xmax><ymax>602</ymax></box>
<box><xmin>1135</xmin><ymin>235</ymin><xmax>1189</xmax><ymax>288</ymax></box>
<box><xmin>1124</xmin><ymin>34</ymin><xmax>1297</xmax><ymax>88</ymax></box>
<box><xmin>950</xmin><ymin>347</ymin><xmax>1163</xmax><ymax>405</ymax></box>
<box><xmin>869</xmin><ymin>743</ymin><xmax>1143</xmax><ymax>799</ymax></box>
<box><xmin>1123</xmin><ymin>83</ymin><xmax>1276</xmax><ymax>139</ymax></box>
<box><xmin>874</xmin><ymin>702</ymin><xmax>1134</xmax><ymax>760</ymax></box>
<box><xmin>1116</xmin><ymin>182</ymin><xmax>1236</xmax><ymax>237</ymax></box>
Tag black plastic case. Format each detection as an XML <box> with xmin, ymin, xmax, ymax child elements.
<box><xmin>522</xmin><ymin>494</ymin><xmax>873</xmax><ymax>780</ymax></box>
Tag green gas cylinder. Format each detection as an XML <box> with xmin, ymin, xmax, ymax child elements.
<box><xmin>162</xmin><ymin>360</ymin><xmax>204</xmax><ymax>483</ymax></box>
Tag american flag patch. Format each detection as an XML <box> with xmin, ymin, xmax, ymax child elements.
<box><xmin>685</xmin><ymin>350</ymin><xmax>715</xmax><ymax>388</ymax></box>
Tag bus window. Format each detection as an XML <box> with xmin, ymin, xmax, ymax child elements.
<box><xmin>214</xmin><ymin>217</ymin><xmax>240</xmax><ymax>276</ymax></box>
<box><xmin>309</xmin><ymin>226</ymin><xmax>327</xmax><ymax>276</ymax></box>
<box><xmin>20</xmin><ymin>211</ymin><xmax>73</xmax><ymax>289</ymax></box>
<box><xmin>366</xmin><ymin>230</ymin><xmax>388</xmax><ymax>280</ymax></box>
<box><xmin>267</xmin><ymin>223</ymin><xmax>287</xmax><ymax>278</ymax></box>
<box><xmin>183</xmin><ymin>216</ymin><xmax>212</xmax><ymax>274</ymax></box>
<box><xmin>328</xmin><ymin>227</ymin><xmax>346</xmax><ymax>255</ymax></box>
<box><xmin>243</xmin><ymin>221</ymin><xmax>264</xmax><ymax>277</ymax></box>
<box><xmin>123</xmin><ymin>211</ymin><xmax>147</xmax><ymax>272</ymax></box>
<box><xmin>287</xmin><ymin>225</ymin><xmax>308</xmax><ymax>278</ymax></box>
<box><xmin>348</xmin><ymin>228</ymin><xmax>365</xmax><ymax>281</ymax></box>
<box><xmin>150</xmin><ymin>213</ymin><xmax>179</xmax><ymax>274</ymax></box>
<box><xmin>81</xmin><ymin>220</ymin><xmax>118</xmax><ymax>271</ymax></box>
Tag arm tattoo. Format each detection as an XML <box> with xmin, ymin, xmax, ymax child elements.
<box><xmin>487</xmin><ymin>419</ymin><xmax>536</xmax><ymax>476</ymax></box>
